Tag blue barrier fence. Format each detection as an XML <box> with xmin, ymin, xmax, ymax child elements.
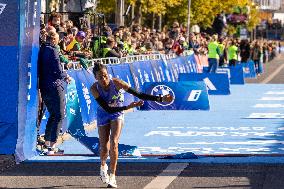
<box><xmin>179</xmin><ymin>73</ymin><xmax>231</xmax><ymax>95</ymax></box>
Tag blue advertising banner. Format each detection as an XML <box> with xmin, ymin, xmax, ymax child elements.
<box><xmin>73</xmin><ymin>70</ymin><xmax>93</xmax><ymax>125</ymax></box>
<box><xmin>151</xmin><ymin>59</ymin><xmax>171</xmax><ymax>82</ymax></box>
<box><xmin>242</xmin><ymin>60</ymin><xmax>256</xmax><ymax>78</ymax></box>
<box><xmin>185</xmin><ymin>55</ymin><xmax>198</xmax><ymax>73</ymax></box>
<box><xmin>176</xmin><ymin>57</ymin><xmax>189</xmax><ymax>74</ymax></box>
<box><xmin>141</xmin><ymin>82</ymin><xmax>210</xmax><ymax>110</ymax></box>
<box><xmin>109</xmin><ymin>64</ymin><xmax>136</xmax><ymax>106</ymax></box>
<box><xmin>14</xmin><ymin>0</ymin><xmax>40</xmax><ymax>160</ymax></box>
<box><xmin>81</xmin><ymin>69</ymin><xmax>99</xmax><ymax>123</ymax></box>
<box><xmin>217</xmin><ymin>68</ymin><xmax>230</xmax><ymax>76</ymax></box>
<box><xmin>229</xmin><ymin>64</ymin><xmax>245</xmax><ymax>85</ymax></box>
<box><xmin>179</xmin><ymin>56</ymin><xmax>192</xmax><ymax>73</ymax></box>
<box><xmin>0</xmin><ymin>0</ymin><xmax>20</xmax><ymax>155</ymax></box>
<box><xmin>66</xmin><ymin>79</ymin><xmax>100</xmax><ymax>155</ymax></box>
<box><xmin>167</xmin><ymin>57</ymin><xmax>189</xmax><ymax>81</ymax></box>
<box><xmin>0</xmin><ymin>0</ymin><xmax>19</xmax><ymax>46</ymax></box>
<box><xmin>179</xmin><ymin>73</ymin><xmax>231</xmax><ymax>95</ymax></box>
<box><xmin>130</xmin><ymin>61</ymin><xmax>157</xmax><ymax>91</ymax></box>
<box><xmin>165</xmin><ymin>58</ymin><xmax>179</xmax><ymax>81</ymax></box>
<box><xmin>161</xmin><ymin>57</ymin><xmax>176</xmax><ymax>82</ymax></box>
<box><xmin>149</xmin><ymin>60</ymin><xmax>163</xmax><ymax>82</ymax></box>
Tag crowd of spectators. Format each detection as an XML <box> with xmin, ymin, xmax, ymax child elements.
<box><xmin>40</xmin><ymin>12</ymin><xmax>282</xmax><ymax>73</ymax></box>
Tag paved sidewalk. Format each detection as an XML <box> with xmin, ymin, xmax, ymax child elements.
<box><xmin>0</xmin><ymin>155</ymin><xmax>15</xmax><ymax>173</ymax></box>
<box><xmin>246</xmin><ymin>53</ymin><xmax>284</xmax><ymax>84</ymax></box>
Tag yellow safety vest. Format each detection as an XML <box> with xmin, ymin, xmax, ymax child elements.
<box><xmin>218</xmin><ymin>43</ymin><xmax>225</xmax><ymax>55</ymax></box>
<box><xmin>228</xmin><ymin>45</ymin><xmax>238</xmax><ymax>60</ymax></box>
<box><xmin>208</xmin><ymin>41</ymin><xmax>219</xmax><ymax>59</ymax></box>
<box><xmin>66</xmin><ymin>39</ymin><xmax>79</xmax><ymax>51</ymax></box>
<box><xmin>102</xmin><ymin>47</ymin><xmax>111</xmax><ymax>58</ymax></box>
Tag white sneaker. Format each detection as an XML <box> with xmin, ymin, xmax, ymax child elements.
<box><xmin>107</xmin><ymin>174</ymin><xmax>117</xmax><ymax>188</ymax></box>
<box><xmin>100</xmin><ymin>164</ymin><xmax>109</xmax><ymax>184</ymax></box>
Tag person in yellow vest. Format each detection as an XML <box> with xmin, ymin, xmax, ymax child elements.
<box><xmin>102</xmin><ymin>37</ymin><xmax>123</xmax><ymax>58</ymax></box>
<box><xmin>228</xmin><ymin>40</ymin><xmax>239</xmax><ymax>66</ymax></box>
<box><xmin>66</xmin><ymin>31</ymin><xmax>91</xmax><ymax>58</ymax></box>
<box><xmin>218</xmin><ymin>37</ymin><xmax>226</xmax><ymax>67</ymax></box>
<box><xmin>207</xmin><ymin>34</ymin><xmax>220</xmax><ymax>73</ymax></box>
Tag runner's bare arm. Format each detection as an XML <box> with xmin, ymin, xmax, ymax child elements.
<box><xmin>112</xmin><ymin>78</ymin><xmax>173</xmax><ymax>102</ymax></box>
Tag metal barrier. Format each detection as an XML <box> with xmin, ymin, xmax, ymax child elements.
<box><xmin>63</xmin><ymin>51</ymin><xmax>194</xmax><ymax>70</ymax></box>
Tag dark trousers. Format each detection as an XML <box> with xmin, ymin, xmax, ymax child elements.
<box><xmin>229</xmin><ymin>59</ymin><xmax>237</xmax><ymax>67</ymax></box>
<box><xmin>208</xmin><ymin>58</ymin><xmax>218</xmax><ymax>73</ymax></box>
<box><xmin>254</xmin><ymin>60</ymin><xmax>260</xmax><ymax>74</ymax></box>
<box><xmin>41</xmin><ymin>86</ymin><xmax>65</xmax><ymax>143</ymax></box>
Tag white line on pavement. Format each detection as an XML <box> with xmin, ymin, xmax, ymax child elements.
<box><xmin>259</xmin><ymin>97</ymin><xmax>284</xmax><ymax>100</ymax></box>
<box><xmin>144</xmin><ymin>163</ymin><xmax>189</xmax><ymax>189</ymax></box>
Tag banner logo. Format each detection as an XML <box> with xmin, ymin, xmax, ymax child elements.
<box><xmin>68</xmin><ymin>90</ymin><xmax>77</xmax><ymax>102</ymax></box>
<box><xmin>187</xmin><ymin>90</ymin><xmax>202</xmax><ymax>101</ymax></box>
<box><xmin>0</xmin><ymin>3</ymin><xmax>6</xmax><ymax>16</ymax></box>
<box><xmin>243</xmin><ymin>67</ymin><xmax>250</xmax><ymax>73</ymax></box>
<box><xmin>203</xmin><ymin>77</ymin><xmax>217</xmax><ymax>90</ymax></box>
<box><xmin>151</xmin><ymin>85</ymin><xmax>175</xmax><ymax>106</ymax></box>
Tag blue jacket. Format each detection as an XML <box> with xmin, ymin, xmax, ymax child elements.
<box><xmin>38</xmin><ymin>43</ymin><xmax>67</xmax><ymax>91</ymax></box>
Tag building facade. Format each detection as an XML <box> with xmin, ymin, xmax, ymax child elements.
<box><xmin>254</xmin><ymin>0</ymin><xmax>281</xmax><ymax>10</ymax></box>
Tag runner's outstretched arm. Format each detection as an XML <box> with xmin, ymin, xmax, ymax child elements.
<box><xmin>112</xmin><ymin>78</ymin><xmax>173</xmax><ymax>103</ymax></box>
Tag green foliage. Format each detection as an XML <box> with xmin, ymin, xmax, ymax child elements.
<box><xmin>96</xmin><ymin>0</ymin><xmax>260</xmax><ymax>32</ymax></box>
<box><xmin>96</xmin><ymin>0</ymin><xmax>116</xmax><ymax>14</ymax></box>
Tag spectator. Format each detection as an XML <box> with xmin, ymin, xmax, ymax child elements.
<box><xmin>239</xmin><ymin>39</ymin><xmax>250</xmax><ymax>63</ymax></box>
<box><xmin>218</xmin><ymin>37</ymin><xmax>226</xmax><ymax>67</ymax></box>
<box><xmin>207</xmin><ymin>35</ymin><xmax>220</xmax><ymax>73</ymax></box>
<box><xmin>66</xmin><ymin>31</ymin><xmax>91</xmax><ymax>58</ymax></box>
<box><xmin>102</xmin><ymin>37</ymin><xmax>123</xmax><ymax>58</ymax></box>
<box><xmin>252</xmin><ymin>41</ymin><xmax>262</xmax><ymax>76</ymax></box>
<box><xmin>228</xmin><ymin>40</ymin><xmax>238</xmax><ymax>66</ymax></box>
<box><xmin>38</xmin><ymin>31</ymin><xmax>71</xmax><ymax>155</ymax></box>
<box><xmin>48</xmin><ymin>12</ymin><xmax>62</xmax><ymax>32</ymax></box>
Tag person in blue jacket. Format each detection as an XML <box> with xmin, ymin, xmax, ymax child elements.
<box><xmin>38</xmin><ymin>31</ymin><xmax>71</xmax><ymax>155</ymax></box>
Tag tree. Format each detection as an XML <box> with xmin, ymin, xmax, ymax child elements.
<box><xmin>127</xmin><ymin>0</ymin><xmax>182</xmax><ymax>26</ymax></box>
<box><xmin>95</xmin><ymin>0</ymin><xmax>260</xmax><ymax>33</ymax></box>
<box><xmin>96</xmin><ymin>0</ymin><xmax>116</xmax><ymax>15</ymax></box>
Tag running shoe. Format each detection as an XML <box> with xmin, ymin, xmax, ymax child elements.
<box><xmin>39</xmin><ymin>146</ymin><xmax>64</xmax><ymax>155</ymax></box>
<box><xmin>107</xmin><ymin>174</ymin><xmax>117</xmax><ymax>188</ymax></box>
<box><xmin>100</xmin><ymin>164</ymin><xmax>110</xmax><ymax>184</ymax></box>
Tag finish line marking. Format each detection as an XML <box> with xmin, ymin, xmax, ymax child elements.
<box><xmin>144</xmin><ymin>163</ymin><xmax>188</xmax><ymax>189</ymax></box>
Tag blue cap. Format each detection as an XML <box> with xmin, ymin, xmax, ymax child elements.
<box><xmin>76</xmin><ymin>31</ymin><xmax>86</xmax><ymax>38</ymax></box>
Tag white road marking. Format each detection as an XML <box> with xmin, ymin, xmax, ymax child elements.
<box><xmin>253</xmin><ymin>104</ymin><xmax>284</xmax><ymax>108</ymax></box>
<box><xmin>246</xmin><ymin>113</ymin><xmax>284</xmax><ymax>119</ymax></box>
<box><xmin>265</xmin><ymin>91</ymin><xmax>284</xmax><ymax>95</ymax></box>
<box><xmin>259</xmin><ymin>97</ymin><xmax>284</xmax><ymax>101</ymax></box>
<box><xmin>144</xmin><ymin>163</ymin><xmax>188</xmax><ymax>189</ymax></box>
<box><xmin>178</xmin><ymin>140</ymin><xmax>284</xmax><ymax>145</ymax></box>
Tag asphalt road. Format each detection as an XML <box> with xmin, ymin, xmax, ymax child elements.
<box><xmin>1</xmin><ymin>162</ymin><xmax>284</xmax><ymax>189</ymax></box>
